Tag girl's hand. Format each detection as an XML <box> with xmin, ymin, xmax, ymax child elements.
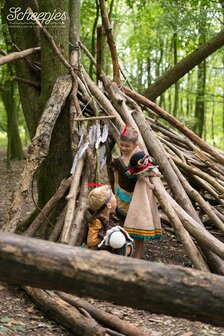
<box><xmin>145</xmin><ymin>170</ymin><xmax>161</xmax><ymax>177</ymax></box>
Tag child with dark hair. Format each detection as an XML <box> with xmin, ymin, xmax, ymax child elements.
<box><xmin>87</xmin><ymin>185</ymin><xmax>133</xmax><ymax>256</ymax></box>
<box><xmin>124</xmin><ymin>151</ymin><xmax>162</xmax><ymax>258</ymax></box>
<box><xmin>110</xmin><ymin>126</ymin><xmax>140</xmax><ymax>223</ymax></box>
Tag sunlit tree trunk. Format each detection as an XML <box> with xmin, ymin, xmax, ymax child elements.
<box><xmin>0</xmin><ymin>12</ymin><xmax>25</xmax><ymax>162</ymax></box>
<box><xmin>89</xmin><ymin>0</ymin><xmax>99</xmax><ymax>79</ymax></box>
<box><xmin>172</xmin><ymin>32</ymin><xmax>179</xmax><ymax>117</ymax></box>
<box><xmin>1</xmin><ymin>75</ymin><xmax>25</xmax><ymax>161</ymax></box>
<box><xmin>211</xmin><ymin>98</ymin><xmax>215</xmax><ymax>146</ymax></box>
<box><xmin>3</xmin><ymin>0</ymin><xmax>41</xmax><ymax>139</ymax></box>
<box><xmin>194</xmin><ymin>31</ymin><xmax>206</xmax><ymax>138</ymax></box>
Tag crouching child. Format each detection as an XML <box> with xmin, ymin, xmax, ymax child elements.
<box><xmin>87</xmin><ymin>185</ymin><xmax>133</xmax><ymax>256</ymax></box>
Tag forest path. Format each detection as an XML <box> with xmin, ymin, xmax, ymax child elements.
<box><xmin>0</xmin><ymin>148</ymin><xmax>224</xmax><ymax>336</ymax></box>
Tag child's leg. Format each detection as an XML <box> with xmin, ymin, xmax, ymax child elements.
<box><xmin>134</xmin><ymin>239</ymin><xmax>144</xmax><ymax>258</ymax></box>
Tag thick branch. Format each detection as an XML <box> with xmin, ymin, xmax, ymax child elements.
<box><xmin>99</xmin><ymin>0</ymin><xmax>120</xmax><ymax>83</ymax></box>
<box><xmin>0</xmin><ymin>47</ymin><xmax>40</xmax><ymax>66</ymax></box>
<box><xmin>56</xmin><ymin>292</ymin><xmax>144</xmax><ymax>336</ymax></box>
<box><xmin>25</xmin><ymin>287</ymin><xmax>105</xmax><ymax>336</ymax></box>
<box><xmin>144</xmin><ymin>29</ymin><xmax>224</xmax><ymax>100</ymax></box>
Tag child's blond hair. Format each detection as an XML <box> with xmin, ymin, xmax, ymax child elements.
<box><xmin>88</xmin><ymin>185</ymin><xmax>112</xmax><ymax>212</ymax></box>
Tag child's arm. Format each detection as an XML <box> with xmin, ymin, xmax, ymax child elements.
<box><xmin>114</xmin><ymin>170</ymin><xmax>119</xmax><ymax>192</ymax></box>
<box><xmin>87</xmin><ymin>219</ymin><xmax>103</xmax><ymax>248</ymax></box>
<box><xmin>146</xmin><ymin>170</ymin><xmax>161</xmax><ymax>177</ymax></box>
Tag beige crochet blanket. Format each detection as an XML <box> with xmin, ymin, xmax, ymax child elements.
<box><xmin>124</xmin><ymin>177</ymin><xmax>162</xmax><ymax>239</ymax></box>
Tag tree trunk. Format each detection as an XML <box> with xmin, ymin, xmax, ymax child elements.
<box><xmin>144</xmin><ymin>29</ymin><xmax>224</xmax><ymax>101</ymax></box>
<box><xmin>3</xmin><ymin>0</ymin><xmax>41</xmax><ymax>139</ymax></box>
<box><xmin>172</xmin><ymin>32</ymin><xmax>179</xmax><ymax>117</ymax></box>
<box><xmin>0</xmin><ymin>232</ymin><xmax>224</xmax><ymax>327</ymax></box>
<box><xmin>194</xmin><ymin>39</ymin><xmax>206</xmax><ymax>137</ymax></box>
<box><xmin>1</xmin><ymin>76</ymin><xmax>25</xmax><ymax>161</ymax></box>
<box><xmin>37</xmin><ymin>0</ymin><xmax>73</xmax><ymax>209</ymax></box>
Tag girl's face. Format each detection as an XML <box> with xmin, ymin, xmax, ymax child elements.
<box><xmin>119</xmin><ymin>140</ymin><xmax>137</xmax><ymax>156</ymax></box>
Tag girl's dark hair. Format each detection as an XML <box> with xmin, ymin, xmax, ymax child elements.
<box><xmin>120</xmin><ymin>125</ymin><xmax>139</xmax><ymax>142</ymax></box>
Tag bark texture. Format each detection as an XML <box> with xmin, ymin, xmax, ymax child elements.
<box><xmin>0</xmin><ymin>232</ymin><xmax>224</xmax><ymax>327</ymax></box>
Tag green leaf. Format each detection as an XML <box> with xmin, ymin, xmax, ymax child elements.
<box><xmin>0</xmin><ymin>325</ymin><xmax>9</xmax><ymax>332</ymax></box>
<box><xmin>0</xmin><ymin>316</ymin><xmax>11</xmax><ymax>323</ymax></box>
<box><xmin>11</xmin><ymin>324</ymin><xmax>26</xmax><ymax>332</ymax></box>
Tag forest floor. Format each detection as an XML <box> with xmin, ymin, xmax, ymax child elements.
<box><xmin>0</xmin><ymin>148</ymin><xmax>224</xmax><ymax>336</ymax></box>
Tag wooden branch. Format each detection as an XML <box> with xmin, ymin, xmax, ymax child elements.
<box><xmin>49</xmin><ymin>206</ymin><xmax>67</xmax><ymax>242</ymax></box>
<box><xmin>24</xmin><ymin>177</ymin><xmax>72</xmax><ymax>237</ymax></box>
<box><xmin>159</xmin><ymin>137</ymin><xmax>186</xmax><ymax>162</ymax></box>
<box><xmin>56</xmin><ymin>292</ymin><xmax>145</xmax><ymax>336</ymax></box>
<box><xmin>144</xmin><ymin>28</ymin><xmax>224</xmax><ymax>100</ymax></box>
<box><xmin>171</xmin><ymin>154</ymin><xmax>224</xmax><ymax>194</ymax></box>
<box><xmin>69</xmin><ymin>5</ymin><xmax>81</xmax><ymax>155</ymax></box>
<box><xmin>192</xmin><ymin>175</ymin><xmax>224</xmax><ymax>206</ymax></box>
<box><xmin>14</xmin><ymin>76</ymin><xmax>40</xmax><ymax>87</ymax></box>
<box><xmin>69</xmin><ymin>164</ymin><xmax>89</xmax><ymax>246</ymax></box>
<box><xmin>150</xmin><ymin>179</ymin><xmax>209</xmax><ymax>271</ymax></box>
<box><xmin>73</xmin><ymin>115</ymin><xmax>116</xmax><ymax>121</ymax></box>
<box><xmin>25</xmin><ymin>288</ymin><xmax>106</xmax><ymax>336</ymax></box>
<box><xmin>0</xmin><ymin>47</ymin><xmax>40</xmax><ymax>66</ymax></box>
<box><xmin>79</xmin><ymin>41</ymin><xmax>97</xmax><ymax>66</ymax></box>
<box><xmin>124</xmin><ymin>87</ymin><xmax>224</xmax><ymax>165</ymax></box>
<box><xmin>61</xmin><ymin>158</ymin><xmax>84</xmax><ymax>244</ymax></box>
<box><xmin>81</xmin><ymin>69</ymin><xmax>124</xmax><ymax>130</ymax></box>
<box><xmin>3</xmin><ymin>75</ymin><xmax>72</xmax><ymax>233</ymax></box>
<box><xmin>99</xmin><ymin>0</ymin><xmax>120</xmax><ymax>84</ymax></box>
<box><xmin>161</xmin><ymin>188</ymin><xmax>224</xmax><ymax>261</ymax></box>
<box><xmin>1</xmin><ymin>232</ymin><xmax>224</xmax><ymax>327</ymax></box>
<box><xmin>170</xmin><ymin>160</ymin><xmax>224</xmax><ymax>234</ymax></box>
<box><xmin>103</xmin><ymin>78</ymin><xmax>147</xmax><ymax>152</ymax></box>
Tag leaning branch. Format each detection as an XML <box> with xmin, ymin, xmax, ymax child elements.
<box><xmin>0</xmin><ymin>47</ymin><xmax>40</xmax><ymax>66</ymax></box>
<box><xmin>144</xmin><ymin>29</ymin><xmax>224</xmax><ymax>100</ymax></box>
<box><xmin>99</xmin><ymin>0</ymin><xmax>120</xmax><ymax>84</ymax></box>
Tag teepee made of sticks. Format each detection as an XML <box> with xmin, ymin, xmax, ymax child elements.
<box><xmin>2</xmin><ymin>2</ymin><xmax>224</xmax><ymax>334</ymax></box>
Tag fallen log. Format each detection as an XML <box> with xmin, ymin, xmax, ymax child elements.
<box><xmin>24</xmin><ymin>287</ymin><xmax>106</xmax><ymax>336</ymax></box>
<box><xmin>56</xmin><ymin>291</ymin><xmax>145</xmax><ymax>336</ymax></box>
<box><xmin>1</xmin><ymin>232</ymin><xmax>224</xmax><ymax>327</ymax></box>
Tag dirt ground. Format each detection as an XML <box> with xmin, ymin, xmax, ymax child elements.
<box><xmin>0</xmin><ymin>148</ymin><xmax>224</xmax><ymax>336</ymax></box>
